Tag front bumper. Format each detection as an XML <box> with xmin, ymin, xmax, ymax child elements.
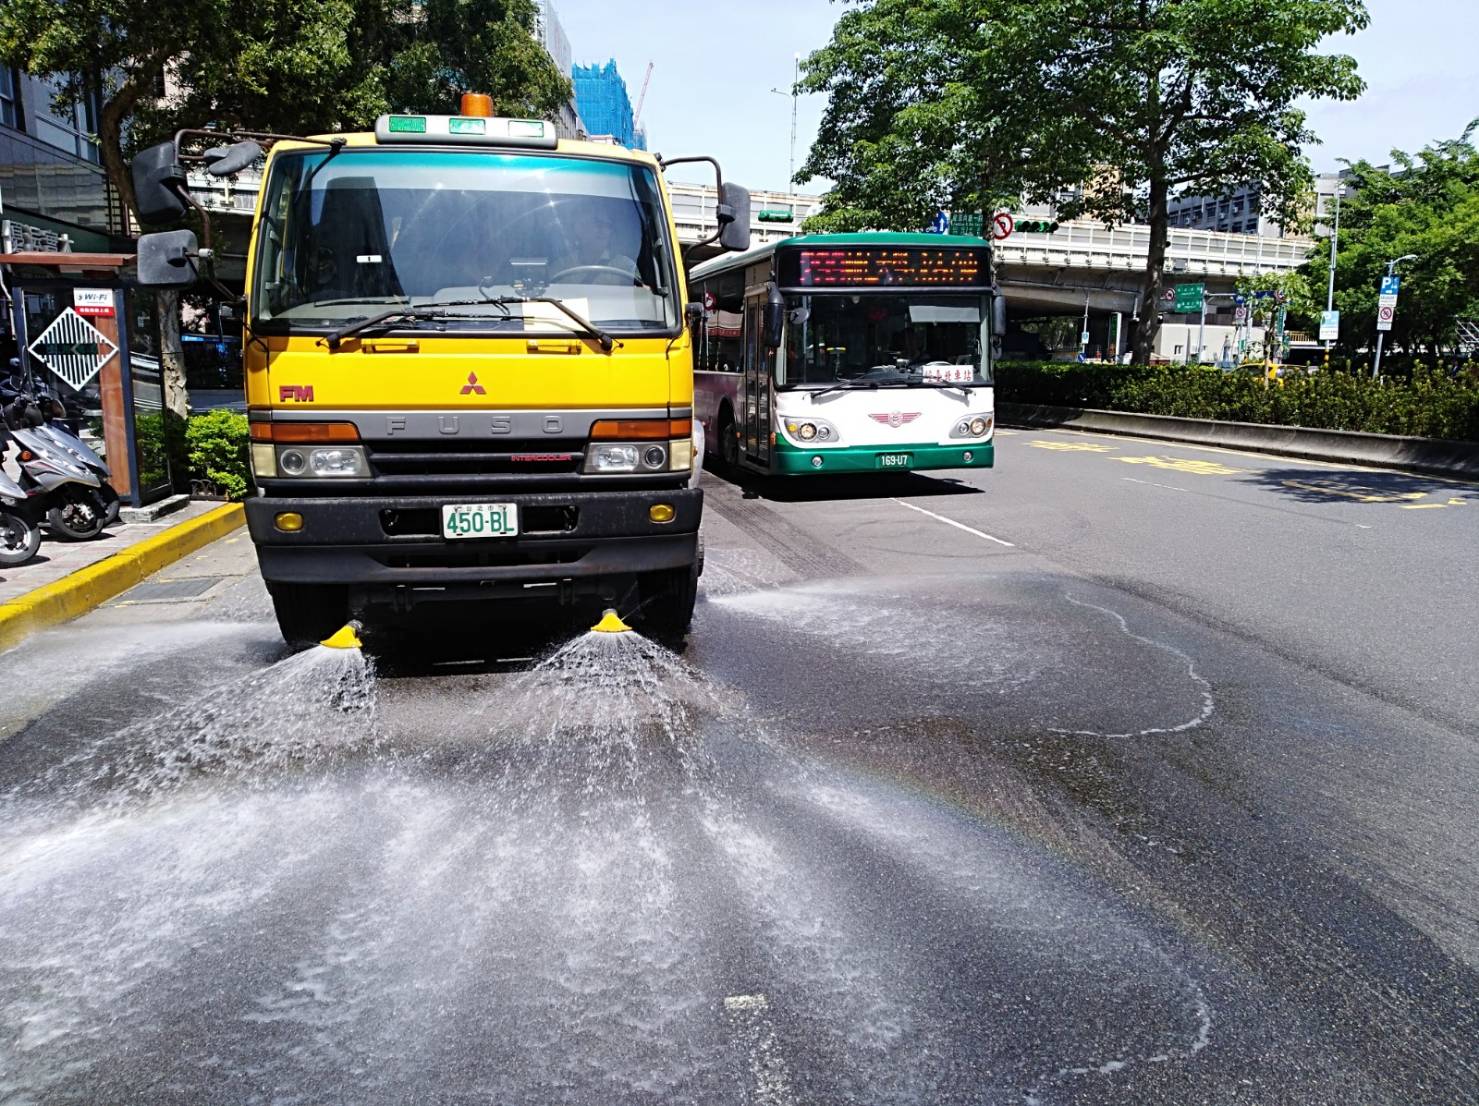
<box><xmin>771</xmin><ymin>441</ymin><xmax>995</xmax><ymax>474</ymax></box>
<box><xmin>244</xmin><ymin>487</ymin><xmax>700</xmax><ymax>594</ymax></box>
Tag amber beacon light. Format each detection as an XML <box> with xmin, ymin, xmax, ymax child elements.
<box><xmin>460</xmin><ymin>93</ymin><xmax>495</xmax><ymax>117</ymax></box>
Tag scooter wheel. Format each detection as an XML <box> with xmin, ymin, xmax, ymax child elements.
<box><xmin>47</xmin><ymin>487</ymin><xmax>107</xmax><ymax>541</ymax></box>
<box><xmin>96</xmin><ymin>483</ymin><xmax>122</xmax><ymax>524</ymax></box>
<box><xmin>0</xmin><ymin>509</ymin><xmax>41</xmax><ymax>566</ymax></box>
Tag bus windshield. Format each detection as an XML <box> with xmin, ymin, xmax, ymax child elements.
<box><xmin>251</xmin><ymin>149</ymin><xmax>680</xmax><ymax>334</ymax></box>
<box><xmin>781</xmin><ymin>294</ymin><xmax>991</xmax><ymax>387</ymax></box>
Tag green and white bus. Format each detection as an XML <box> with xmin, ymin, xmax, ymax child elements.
<box><xmin>689</xmin><ymin>233</ymin><xmax>999</xmax><ymax>476</ymax></box>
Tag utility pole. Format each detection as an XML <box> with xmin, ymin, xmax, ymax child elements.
<box><xmin>1324</xmin><ymin>184</ymin><xmax>1343</xmax><ymax>370</ymax></box>
<box><xmin>1372</xmin><ymin>254</ymin><xmax>1417</xmax><ymax>379</ymax></box>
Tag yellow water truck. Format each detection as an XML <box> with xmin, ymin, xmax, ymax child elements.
<box><xmin>130</xmin><ymin>98</ymin><xmax>750</xmax><ymax>643</ymax></box>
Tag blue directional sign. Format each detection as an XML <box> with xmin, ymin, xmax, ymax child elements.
<box><xmin>1380</xmin><ymin>275</ymin><xmax>1401</xmax><ymax>295</ymax></box>
<box><xmin>927</xmin><ymin>211</ymin><xmax>950</xmax><ymax>234</ymax></box>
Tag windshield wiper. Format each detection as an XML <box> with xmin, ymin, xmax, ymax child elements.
<box><xmin>320</xmin><ymin>297</ymin><xmax>512</xmax><ymax>350</ymax></box>
<box><xmin>482</xmin><ymin>296</ymin><xmax>622</xmax><ymax>353</ymax></box>
<box><xmin>321</xmin><ymin>295</ymin><xmax>621</xmax><ymax>353</ymax></box>
<box><xmin>807</xmin><ymin>380</ymin><xmax>877</xmax><ymax>400</ymax></box>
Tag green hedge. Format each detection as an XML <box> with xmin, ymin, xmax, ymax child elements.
<box><xmin>995</xmin><ymin>363</ymin><xmax>1479</xmax><ymax>443</ymax></box>
<box><xmin>185</xmin><ymin>409</ymin><xmax>253</xmax><ymax>500</ymax></box>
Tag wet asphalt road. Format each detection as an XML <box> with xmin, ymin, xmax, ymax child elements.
<box><xmin>0</xmin><ymin>426</ymin><xmax>1476</xmax><ymax>1105</ymax></box>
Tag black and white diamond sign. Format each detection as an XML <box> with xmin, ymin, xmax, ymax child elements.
<box><xmin>26</xmin><ymin>307</ymin><xmax>119</xmax><ymax>389</ymax></box>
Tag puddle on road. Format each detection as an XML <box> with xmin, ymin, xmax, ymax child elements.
<box><xmin>0</xmin><ymin>601</ymin><xmax>1241</xmax><ymax>1105</ymax></box>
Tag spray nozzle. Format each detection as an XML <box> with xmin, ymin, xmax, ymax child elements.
<box><xmin>591</xmin><ymin>609</ymin><xmax>632</xmax><ymax>634</ymax></box>
<box><xmin>319</xmin><ymin>621</ymin><xmax>364</xmax><ymax>650</ymax></box>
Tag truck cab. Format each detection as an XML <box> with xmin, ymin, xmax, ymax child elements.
<box><xmin>131</xmin><ymin>108</ymin><xmax>748</xmax><ymax>644</ymax></box>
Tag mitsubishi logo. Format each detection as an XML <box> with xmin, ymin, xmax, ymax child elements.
<box><xmin>869</xmin><ymin>411</ymin><xmax>921</xmax><ymax>429</ymax></box>
<box><xmin>460</xmin><ymin>372</ymin><xmax>486</xmax><ymax>396</ymax></box>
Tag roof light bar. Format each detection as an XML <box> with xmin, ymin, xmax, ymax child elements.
<box><xmin>374</xmin><ymin>114</ymin><xmax>557</xmax><ymax>149</ymax></box>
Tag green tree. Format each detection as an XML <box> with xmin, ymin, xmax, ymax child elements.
<box><xmin>799</xmin><ymin>0</ymin><xmax>1368</xmax><ymax>362</ymax></box>
<box><xmin>1309</xmin><ymin>124</ymin><xmax>1479</xmax><ymax>364</ymax></box>
<box><xmin>1</xmin><ymin>0</ymin><xmax>568</xmax><ymax>436</ymax></box>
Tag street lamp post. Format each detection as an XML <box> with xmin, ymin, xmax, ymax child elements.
<box><xmin>768</xmin><ymin>54</ymin><xmax>800</xmax><ymax>212</ymax></box>
<box><xmin>1371</xmin><ymin>253</ymin><xmax>1418</xmax><ymax>379</ymax></box>
<box><xmin>1324</xmin><ymin>185</ymin><xmax>1344</xmax><ymax>369</ymax></box>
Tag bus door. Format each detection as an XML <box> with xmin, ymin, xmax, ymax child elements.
<box><xmin>742</xmin><ymin>297</ymin><xmax>772</xmax><ymax>465</ymax></box>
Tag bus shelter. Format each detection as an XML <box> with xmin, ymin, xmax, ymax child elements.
<box><xmin>1</xmin><ymin>251</ymin><xmax>175</xmax><ymax>506</ymax></box>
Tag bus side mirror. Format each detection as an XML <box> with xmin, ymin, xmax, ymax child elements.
<box><xmin>131</xmin><ymin>141</ymin><xmax>189</xmax><ymax>224</ymax></box>
<box><xmin>763</xmin><ymin>286</ymin><xmax>785</xmax><ymax>349</ymax></box>
<box><xmin>718</xmin><ymin>183</ymin><xmax>751</xmax><ymax>252</ymax></box>
<box><xmin>136</xmin><ymin>229</ymin><xmax>201</xmax><ymax>288</ymax></box>
<box><xmin>992</xmin><ymin>292</ymin><xmax>1007</xmax><ymax>340</ymax></box>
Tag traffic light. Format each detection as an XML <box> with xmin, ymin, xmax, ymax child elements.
<box><xmin>1016</xmin><ymin>219</ymin><xmax>1059</xmax><ymax>234</ymax></box>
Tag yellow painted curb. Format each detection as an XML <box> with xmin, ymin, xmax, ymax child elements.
<box><xmin>0</xmin><ymin>503</ymin><xmax>245</xmax><ymax>655</ymax></box>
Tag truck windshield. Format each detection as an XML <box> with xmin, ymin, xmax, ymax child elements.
<box><xmin>781</xmin><ymin>294</ymin><xmax>992</xmax><ymax>387</ymax></box>
<box><xmin>251</xmin><ymin>149</ymin><xmax>680</xmax><ymax>334</ymax></box>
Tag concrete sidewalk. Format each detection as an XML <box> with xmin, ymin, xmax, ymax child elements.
<box><xmin>0</xmin><ymin>501</ymin><xmax>245</xmax><ymax>652</ymax></box>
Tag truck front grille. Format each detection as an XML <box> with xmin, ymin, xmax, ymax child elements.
<box><xmin>365</xmin><ymin>439</ymin><xmax>585</xmax><ymax>477</ymax></box>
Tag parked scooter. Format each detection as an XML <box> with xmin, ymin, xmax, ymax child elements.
<box><xmin>2</xmin><ymin>364</ymin><xmax>119</xmax><ymax>537</ymax></box>
<box><xmin>0</xmin><ymin>465</ymin><xmax>42</xmax><ymax>567</ymax></box>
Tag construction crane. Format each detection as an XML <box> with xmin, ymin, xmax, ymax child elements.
<box><xmin>632</xmin><ymin>62</ymin><xmax>654</xmax><ymax>128</ymax></box>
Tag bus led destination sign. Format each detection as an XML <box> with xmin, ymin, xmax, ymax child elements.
<box><xmin>781</xmin><ymin>247</ymin><xmax>988</xmax><ymax>289</ymax></box>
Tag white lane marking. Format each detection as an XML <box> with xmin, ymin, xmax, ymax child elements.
<box><xmin>1122</xmin><ymin>476</ymin><xmax>1191</xmax><ymax>494</ymax></box>
<box><xmin>724</xmin><ymin>993</ymin><xmax>798</xmax><ymax>1106</ymax></box>
<box><xmin>890</xmin><ymin>499</ymin><xmax>1015</xmax><ymax>547</ymax></box>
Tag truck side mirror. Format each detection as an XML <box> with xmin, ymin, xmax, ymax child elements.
<box><xmin>136</xmin><ymin>229</ymin><xmax>201</xmax><ymax>287</ymax></box>
<box><xmin>131</xmin><ymin>141</ymin><xmax>189</xmax><ymax>224</ymax></box>
<box><xmin>202</xmin><ymin>139</ymin><xmax>265</xmax><ymax>177</ymax></box>
<box><xmin>718</xmin><ymin>183</ymin><xmax>751</xmax><ymax>253</ymax></box>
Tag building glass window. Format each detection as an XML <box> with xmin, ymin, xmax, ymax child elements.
<box><xmin>31</xmin><ymin>75</ymin><xmax>101</xmax><ymax>164</ymax></box>
<box><xmin>0</xmin><ymin>68</ymin><xmax>18</xmax><ymax>129</ymax></box>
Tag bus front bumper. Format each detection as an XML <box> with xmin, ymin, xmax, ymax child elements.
<box><xmin>771</xmin><ymin>441</ymin><xmax>995</xmax><ymax>474</ymax></box>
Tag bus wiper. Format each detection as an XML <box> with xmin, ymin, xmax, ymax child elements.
<box><xmin>483</xmin><ymin>296</ymin><xmax>622</xmax><ymax>353</ymax></box>
<box><xmin>809</xmin><ymin>380</ymin><xmax>875</xmax><ymax>400</ymax></box>
<box><xmin>320</xmin><ymin>297</ymin><xmax>512</xmax><ymax>350</ymax></box>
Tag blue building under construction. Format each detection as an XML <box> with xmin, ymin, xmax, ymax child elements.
<box><xmin>571</xmin><ymin>61</ymin><xmax>646</xmax><ymax>150</ymax></box>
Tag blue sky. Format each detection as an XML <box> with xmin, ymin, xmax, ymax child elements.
<box><xmin>551</xmin><ymin>0</ymin><xmax>1479</xmax><ymax>193</ymax></box>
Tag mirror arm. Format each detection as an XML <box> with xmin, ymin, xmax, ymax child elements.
<box><xmin>661</xmin><ymin>155</ymin><xmax>732</xmax><ymax>259</ymax></box>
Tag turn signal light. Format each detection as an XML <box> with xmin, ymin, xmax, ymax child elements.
<box><xmin>250</xmin><ymin>421</ymin><xmax>359</xmax><ymax>443</ymax></box>
<box><xmin>274</xmin><ymin>512</ymin><xmax>304</xmax><ymax>532</ymax></box>
<box><xmin>590</xmin><ymin>418</ymin><xmax>692</xmax><ymax>440</ymax></box>
<box><xmin>649</xmin><ymin>504</ymin><xmax>676</xmax><ymax>523</ymax></box>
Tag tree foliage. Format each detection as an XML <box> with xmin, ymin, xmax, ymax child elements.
<box><xmin>0</xmin><ymin>0</ymin><xmax>571</xmax><ymax>214</ymax></box>
<box><xmin>799</xmin><ymin>0</ymin><xmax>1368</xmax><ymax>361</ymax></box>
<box><xmin>1305</xmin><ymin>124</ymin><xmax>1479</xmax><ymax>359</ymax></box>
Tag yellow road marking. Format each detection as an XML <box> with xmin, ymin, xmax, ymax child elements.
<box><xmin>1024</xmin><ymin>427</ymin><xmax>1479</xmax><ymax>487</ymax></box>
<box><xmin>1118</xmin><ymin>455</ymin><xmax>1246</xmax><ymax>476</ymax></box>
<box><xmin>1399</xmin><ymin>503</ymin><xmax>1447</xmax><ymax>510</ymax></box>
<box><xmin>1283</xmin><ymin>479</ymin><xmax>1427</xmax><ymax>503</ymax></box>
<box><xmin>1029</xmin><ymin>440</ymin><xmax>1117</xmax><ymax>452</ymax></box>
<box><xmin>1448</xmin><ymin>498</ymin><xmax>1467</xmax><ymax>506</ymax></box>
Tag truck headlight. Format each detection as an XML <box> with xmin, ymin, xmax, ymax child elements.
<box><xmin>586</xmin><ymin>443</ymin><xmax>641</xmax><ymax>473</ymax></box>
<box><xmin>950</xmin><ymin>413</ymin><xmax>994</xmax><ymax>439</ymax></box>
<box><xmin>276</xmin><ymin>445</ymin><xmax>368</xmax><ymax>477</ymax></box>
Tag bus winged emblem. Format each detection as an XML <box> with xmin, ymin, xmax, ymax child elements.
<box><xmin>460</xmin><ymin>372</ymin><xmax>486</xmax><ymax>396</ymax></box>
<box><xmin>870</xmin><ymin>411</ymin><xmax>920</xmax><ymax>429</ymax></box>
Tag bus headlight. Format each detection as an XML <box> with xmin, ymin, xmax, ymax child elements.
<box><xmin>276</xmin><ymin>445</ymin><xmax>369</xmax><ymax>477</ymax></box>
<box><xmin>950</xmin><ymin>414</ymin><xmax>994</xmax><ymax>439</ymax></box>
<box><xmin>783</xmin><ymin>417</ymin><xmax>840</xmax><ymax>445</ymax></box>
